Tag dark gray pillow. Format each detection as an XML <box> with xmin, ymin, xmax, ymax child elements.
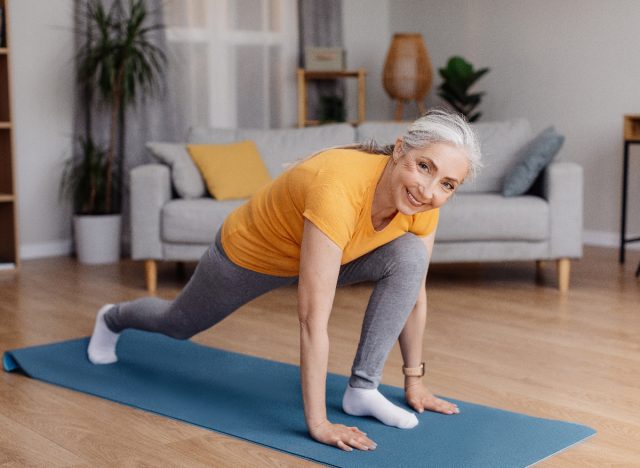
<box><xmin>502</xmin><ymin>126</ymin><xmax>564</xmax><ymax>197</ymax></box>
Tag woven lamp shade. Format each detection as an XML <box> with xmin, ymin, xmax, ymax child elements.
<box><xmin>383</xmin><ymin>33</ymin><xmax>433</xmax><ymax>101</ymax></box>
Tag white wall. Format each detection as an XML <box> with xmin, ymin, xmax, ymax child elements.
<box><xmin>11</xmin><ymin>0</ymin><xmax>75</xmax><ymax>258</ymax></box>
<box><xmin>389</xmin><ymin>0</ymin><xmax>640</xmax><ymax>247</ymax></box>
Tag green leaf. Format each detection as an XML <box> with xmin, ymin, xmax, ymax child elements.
<box><xmin>438</xmin><ymin>55</ymin><xmax>489</xmax><ymax>121</ymax></box>
<box><xmin>448</xmin><ymin>56</ymin><xmax>473</xmax><ymax>80</ymax></box>
<box><xmin>437</xmin><ymin>90</ymin><xmax>463</xmax><ymax>109</ymax></box>
<box><xmin>468</xmin><ymin>68</ymin><xmax>490</xmax><ymax>87</ymax></box>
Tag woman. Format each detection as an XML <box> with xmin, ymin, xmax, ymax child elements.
<box><xmin>88</xmin><ymin>109</ymin><xmax>481</xmax><ymax>452</ymax></box>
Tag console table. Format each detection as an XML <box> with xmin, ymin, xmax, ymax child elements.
<box><xmin>620</xmin><ymin>115</ymin><xmax>640</xmax><ymax>277</ymax></box>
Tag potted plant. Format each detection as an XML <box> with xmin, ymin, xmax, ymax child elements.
<box><xmin>60</xmin><ymin>137</ymin><xmax>122</xmax><ymax>264</ymax></box>
<box><xmin>66</xmin><ymin>0</ymin><xmax>166</xmax><ymax>263</ymax></box>
<box><xmin>319</xmin><ymin>96</ymin><xmax>346</xmax><ymax>123</ymax></box>
<box><xmin>437</xmin><ymin>56</ymin><xmax>489</xmax><ymax>122</ymax></box>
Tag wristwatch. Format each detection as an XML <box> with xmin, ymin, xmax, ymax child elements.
<box><xmin>402</xmin><ymin>362</ymin><xmax>425</xmax><ymax>377</ymax></box>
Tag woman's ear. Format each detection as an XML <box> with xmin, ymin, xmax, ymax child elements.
<box><xmin>392</xmin><ymin>138</ymin><xmax>403</xmax><ymax>162</ymax></box>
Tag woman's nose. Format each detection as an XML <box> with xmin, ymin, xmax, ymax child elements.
<box><xmin>418</xmin><ymin>184</ymin><xmax>434</xmax><ymax>202</ymax></box>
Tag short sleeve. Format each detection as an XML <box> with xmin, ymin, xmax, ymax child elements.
<box><xmin>410</xmin><ymin>208</ymin><xmax>439</xmax><ymax>237</ymax></box>
<box><xmin>303</xmin><ymin>180</ymin><xmax>358</xmax><ymax>250</ymax></box>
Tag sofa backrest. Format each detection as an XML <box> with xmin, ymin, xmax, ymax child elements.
<box><xmin>182</xmin><ymin>118</ymin><xmax>533</xmax><ymax>196</ymax></box>
<box><xmin>356</xmin><ymin>121</ymin><xmax>410</xmax><ymax>147</ymax></box>
<box><xmin>357</xmin><ymin>118</ymin><xmax>533</xmax><ymax>193</ymax></box>
<box><xmin>188</xmin><ymin>123</ymin><xmax>356</xmax><ymax>178</ymax></box>
<box><xmin>462</xmin><ymin>118</ymin><xmax>532</xmax><ymax>193</ymax></box>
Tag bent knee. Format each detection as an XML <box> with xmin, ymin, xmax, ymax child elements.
<box><xmin>386</xmin><ymin>234</ymin><xmax>428</xmax><ymax>276</ymax></box>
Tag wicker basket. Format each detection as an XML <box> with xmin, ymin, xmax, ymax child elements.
<box><xmin>383</xmin><ymin>33</ymin><xmax>432</xmax><ymax>101</ymax></box>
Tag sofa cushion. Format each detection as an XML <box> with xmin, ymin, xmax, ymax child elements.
<box><xmin>162</xmin><ymin>194</ymin><xmax>549</xmax><ymax>245</ymax></box>
<box><xmin>162</xmin><ymin>198</ymin><xmax>244</xmax><ymax>244</ymax></box>
<box><xmin>436</xmin><ymin>193</ymin><xmax>549</xmax><ymax>242</ymax></box>
<box><xmin>502</xmin><ymin>126</ymin><xmax>564</xmax><ymax>197</ymax></box>
<box><xmin>188</xmin><ymin>141</ymin><xmax>272</xmax><ymax>200</ymax></box>
<box><xmin>188</xmin><ymin>123</ymin><xmax>356</xmax><ymax>178</ymax></box>
<box><xmin>146</xmin><ymin>142</ymin><xmax>206</xmax><ymax>199</ymax></box>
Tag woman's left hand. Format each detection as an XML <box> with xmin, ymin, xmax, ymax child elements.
<box><xmin>405</xmin><ymin>382</ymin><xmax>460</xmax><ymax>415</ymax></box>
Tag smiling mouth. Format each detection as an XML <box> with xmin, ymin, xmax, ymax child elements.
<box><xmin>406</xmin><ymin>188</ymin><xmax>425</xmax><ymax>207</ymax></box>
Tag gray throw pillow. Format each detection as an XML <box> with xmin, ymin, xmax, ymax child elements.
<box><xmin>146</xmin><ymin>142</ymin><xmax>206</xmax><ymax>199</ymax></box>
<box><xmin>502</xmin><ymin>126</ymin><xmax>564</xmax><ymax>197</ymax></box>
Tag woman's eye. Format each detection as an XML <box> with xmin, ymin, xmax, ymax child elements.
<box><xmin>443</xmin><ymin>182</ymin><xmax>454</xmax><ymax>191</ymax></box>
<box><xmin>418</xmin><ymin>162</ymin><xmax>429</xmax><ymax>171</ymax></box>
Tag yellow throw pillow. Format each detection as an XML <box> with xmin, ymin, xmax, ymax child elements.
<box><xmin>187</xmin><ymin>140</ymin><xmax>272</xmax><ymax>200</ymax></box>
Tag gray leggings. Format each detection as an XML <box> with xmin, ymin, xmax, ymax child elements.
<box><xmin>105</xmin><ymin>231</ymin><xmax>428</xmax><ymax>389</ymax></box>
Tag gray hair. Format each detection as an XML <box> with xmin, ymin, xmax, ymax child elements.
<box><xmin>358</xmin><ymin>108</ymin><xmax>482</xmax><ymax>181</ymax></box>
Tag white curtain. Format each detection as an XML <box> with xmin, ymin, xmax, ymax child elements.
<box><xmin>164</xmin><ymin>0</ymin><xmax>299</xmax><ymax>133</ymax></box>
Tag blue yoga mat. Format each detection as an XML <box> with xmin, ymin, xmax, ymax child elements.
<box><xmin>4</xmin><ymin>330</ymin><xmax>595</xmax><ymax>467</ymax></box>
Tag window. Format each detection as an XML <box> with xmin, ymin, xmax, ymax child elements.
<box><xmin>164</xmin><ymin>0</ymin><xmax>298</xmax><ymax>130</ymax></box>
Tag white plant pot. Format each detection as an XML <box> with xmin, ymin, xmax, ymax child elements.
<box><xmin>73</xmin><ymin>214</ymin><xmax>122</xmax><ymax>264</ymax></box>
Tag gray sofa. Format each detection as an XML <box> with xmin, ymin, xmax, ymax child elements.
<box><xmin>131</xmin><ymin>119</ymin><xmax>583</xmax><ymax>292</ymax></box>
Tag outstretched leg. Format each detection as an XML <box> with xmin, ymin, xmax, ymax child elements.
<box><xmin>337</xmin><ymin>234</ymin><xmax>428</xmax><ymax>428</ymax></box>
<box><xmin>88</xmin><ymin>231</ymin><xmax>295</xmax><ymax>364</ymax></box>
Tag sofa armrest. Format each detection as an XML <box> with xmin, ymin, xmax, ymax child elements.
<box><xmin>130</xmin><ymin>164</ymin><xmax>171</xmax><ymax>260</ymax></box>
<box><xmin>542</xmin><ymin>161</ymin><xmax>583</xmax><ymax>258</ymax></box>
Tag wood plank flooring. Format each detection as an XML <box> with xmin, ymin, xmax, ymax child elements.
<box><xmin>0</xmin><ymin>246</ymin><xmax>639</xmax><ymax>466</ymax></box>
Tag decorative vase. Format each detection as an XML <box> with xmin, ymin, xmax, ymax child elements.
<box><xmin>73</xmin><ymin>214</ymin><xmax>122</xmax><ymax>264</ymax></box>
<box><xmin>383</xmin><ymin>33</ymin><xmax>433</xmax><ymax>120</ymax></box>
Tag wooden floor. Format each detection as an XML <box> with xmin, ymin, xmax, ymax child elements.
<box><xmin>1</xmin><ymin>246</ymin><xmax>639</xmax><ymax>467</ymax></box>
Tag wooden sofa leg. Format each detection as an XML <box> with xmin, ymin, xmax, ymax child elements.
<box><xmin>145</xmin><ymin>259</ymin><xmax>157</xmax><ymax>293</ymax></box>
<box><xmin>557</xmin><ymin>258</ymin><xmax>570</xmax><ymax>292</ymax></box>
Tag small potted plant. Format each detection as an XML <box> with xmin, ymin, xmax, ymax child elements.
<box><xmin>68</xmin><ymin>0</ymin><xmax>166</xmax><ymax>263</ymax></box>
<box><xmin>438</xmin><ymin>56</ymin><xmax>489</xmax><ymax>122</ymax></box>
<box><xmin>60</xmin><ymin>136</ymin><xmax>121</xmax><ymax>264</ymax></box>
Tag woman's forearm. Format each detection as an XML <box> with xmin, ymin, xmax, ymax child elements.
<box><xmin>297</xmin><ymin>220</ymin><xmax>343</xmax><ymax>431</ymax></box>
<box><xmin>398</xmin><ymin>287</ymin><xmax>427</xmax><ymax>387</ymax></box>
<box><xmin>299</xmin><ymin>324</ymin><xmax>330</xmax><ymax>428</ymax></box>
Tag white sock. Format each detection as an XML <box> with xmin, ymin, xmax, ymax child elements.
<box><xmin>87</xmin><ymin>304</ymin><xmax>120</xmax><ymax>364</ymax></box>
<box><xmin>342</xmin><ymin>384</ymin><xmax>419</xmax><ymax>429</ymax></box>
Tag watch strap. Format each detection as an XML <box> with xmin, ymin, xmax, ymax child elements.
<box><xmin>402</xmin><ymin>362</ymin><xmax>425</xmax><ymax>377</ymax></box>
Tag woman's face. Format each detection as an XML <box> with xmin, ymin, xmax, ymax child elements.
<box><xmin>389</xmin><ymin>140</ymin><xmax>470</xmax><ymax>215</ymax></box>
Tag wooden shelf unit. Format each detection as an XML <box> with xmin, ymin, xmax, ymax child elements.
<box><xmin>0</xmin><ymin>0</ymin><xmax>18</xmax><ymax>270</ymax></box>
<box><xmin>297</xmin><ymin>68</ymin><xmax>366</xmax><ymax>128</ymax></box>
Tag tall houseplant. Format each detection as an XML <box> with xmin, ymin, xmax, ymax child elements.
<box><xmin>437</xmin><ymin>56</ymin><xmax>489</xmax><ymax>122</ymax></box>
<box><xmin>67</xmin><ymin>0</ymin><xmax>166</xmax><ymax>263</ymax></box>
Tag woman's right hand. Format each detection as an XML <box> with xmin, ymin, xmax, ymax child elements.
<box><xmin>309</xmin><ymin>420</ymin><xmax>377</xmax><ymax>452</ymax></box>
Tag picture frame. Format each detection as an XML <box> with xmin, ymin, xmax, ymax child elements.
<box><xmin>304</xmin><ymin>47</ymin><xmax>345</xmax><ymax>71</ymax></box>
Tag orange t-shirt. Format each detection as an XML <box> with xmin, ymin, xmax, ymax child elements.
<box><xmin>221</xmin><ymin>148</ymin><xmax>439</xmax><ymax>276</ymax></box>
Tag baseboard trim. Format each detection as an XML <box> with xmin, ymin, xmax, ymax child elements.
<box><xmin>20</xmin><ymin>240</ymin><xmax>73</xmax><ymax>260</ymax></box>
<box><xmin>583</xmin><ymin>229</ymin><xmax>640</xmax><ymax>251</ymax></box>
